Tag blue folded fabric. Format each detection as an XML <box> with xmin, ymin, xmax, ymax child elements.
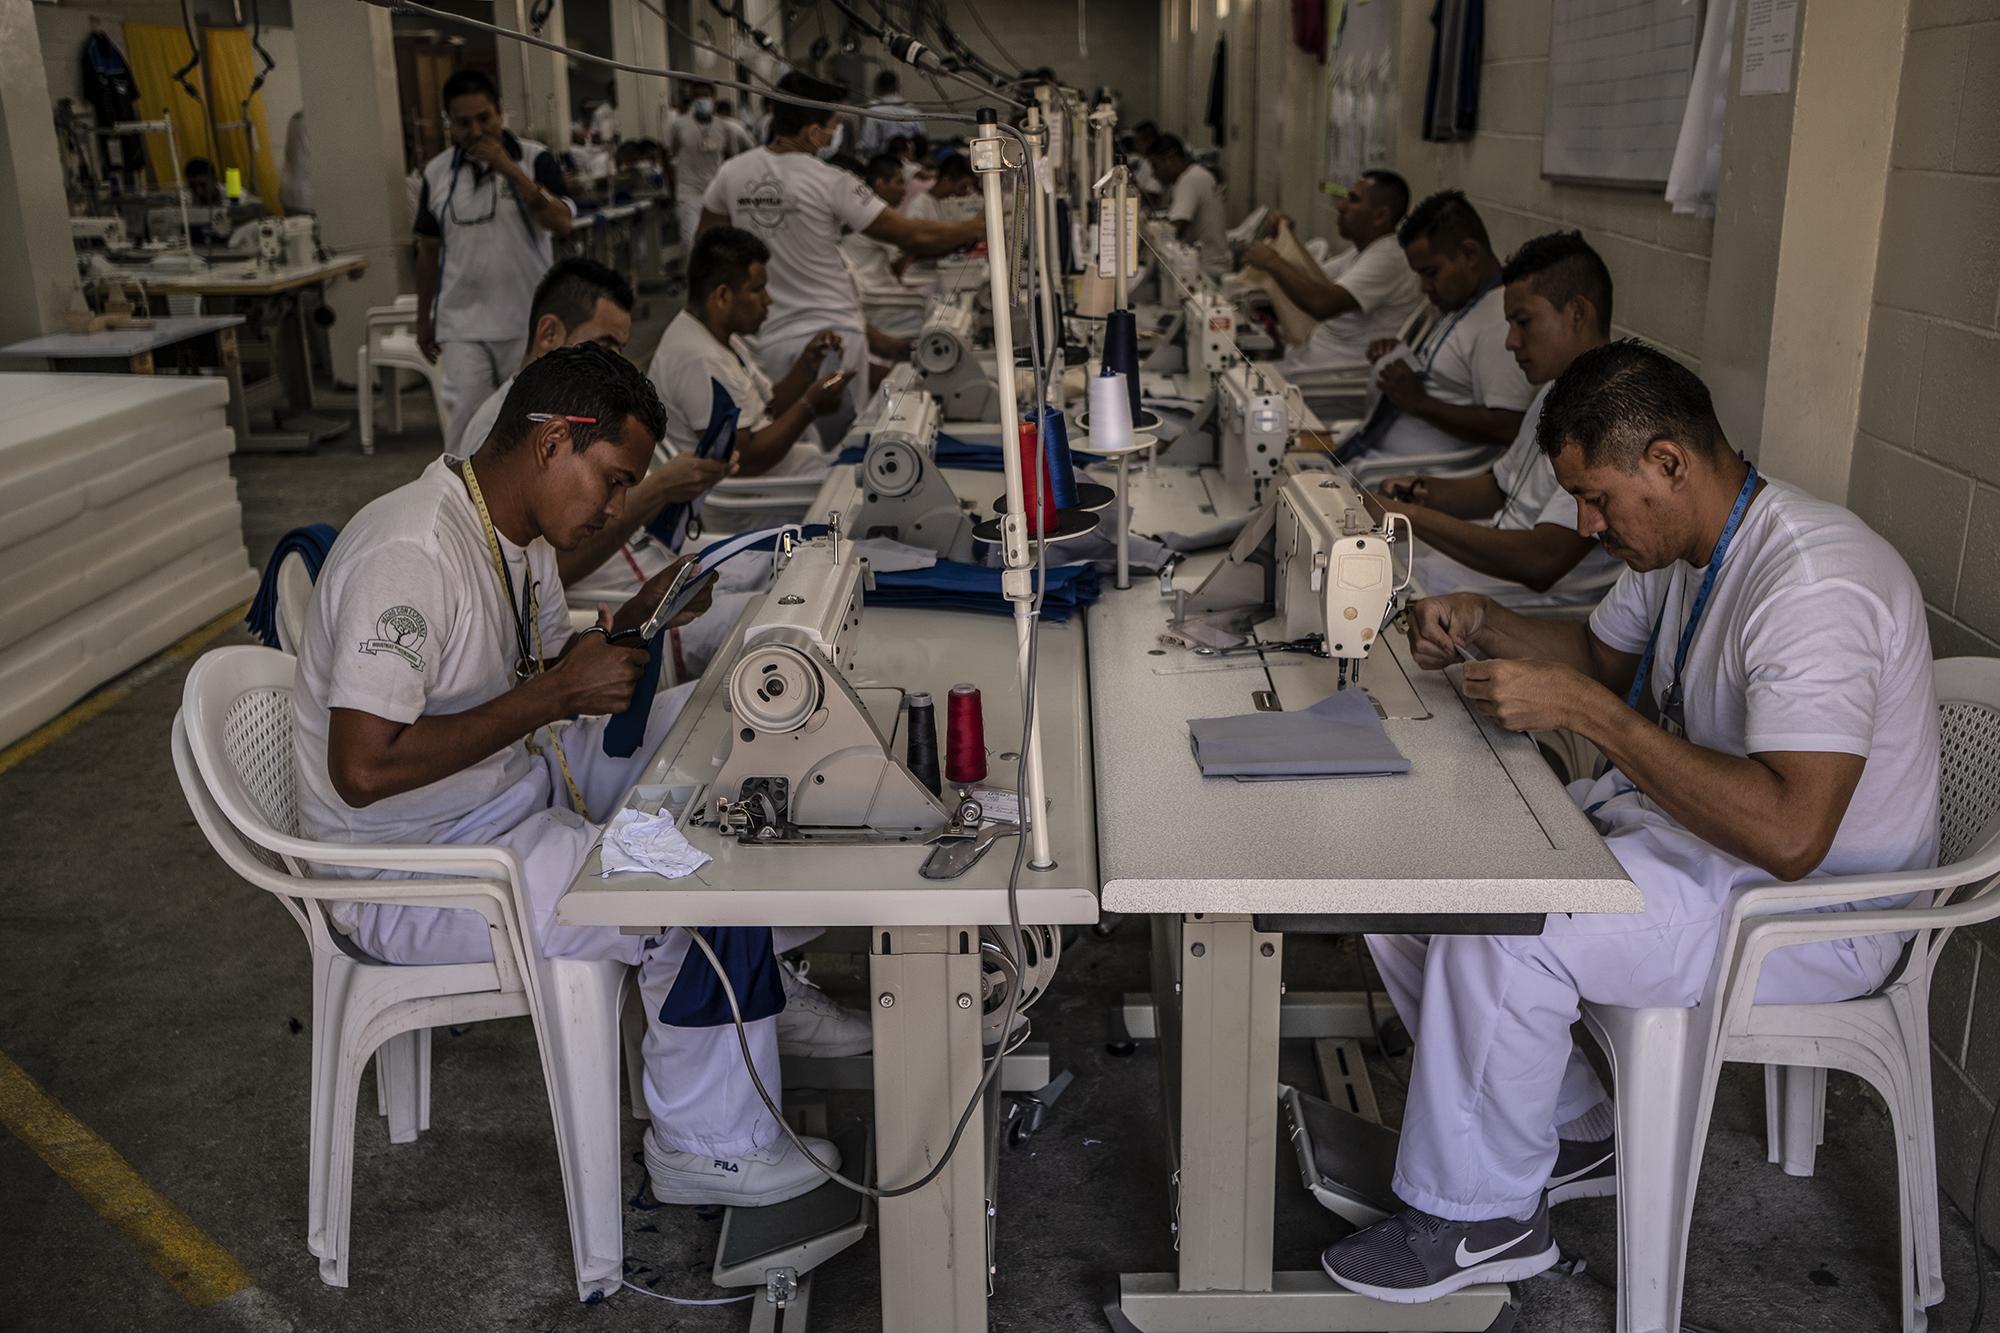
<box><xmin>836</xmin><ymin>432</ymin><xmax>1092</xmax><ymax>474</ymax></box>
<box><xmin>245</xmin><ymin>523</ymin><xmax>338</xmax><ymax>648</ymax></box>
<box><xmin>868</xmin><ymin>558</ymin><xmax>1101</xmax><ymax>623</ymax></box>
<box><xmin>648</xmin><ymin>378</ymin><xmax>740</xmax><ymax>551</ymax></box>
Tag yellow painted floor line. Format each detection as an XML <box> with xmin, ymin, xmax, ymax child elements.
<box><xmin>0</xmin><ymin>1049</ymin><xmax>256</xmax><ymax>1306</ymax></box>
<box><xmin>0</xmin><ymin>602</ymin><xmax>248</xmax><ymax>779</ymax></box>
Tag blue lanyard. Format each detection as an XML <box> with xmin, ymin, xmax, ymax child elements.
<box><xmin>1624</xmin><ymin>461</ymin><xmax>1760</xmax><ymax>720</ymax></box>
<box><xmin>1414</xmin><ymin>272</ymin><xmax>1501</xmax><ymax>374</ymax></box>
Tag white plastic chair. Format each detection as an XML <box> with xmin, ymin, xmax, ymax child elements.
<box><xmin>171</xmin><ymin>645</ymin><xmax>633</xmax><ymax>1300</ymax></box>
<box><xmin>273</xmin><ymin>552</ymin><xmax>314</xmax><ymax>656</ymax></box>
<box><xmin>355</xmin><ymin>297</ymin><xmax>447</xmax><ymax>456</ymax></box>
<box><xmin>1581</xmin><ymin>656</ymin><xmax>2000</xmax><ymax>1333</ymax></box>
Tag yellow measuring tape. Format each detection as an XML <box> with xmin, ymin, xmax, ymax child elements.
<box><xmin>459</xmin><ymin>459</ymin><xmax>587</xmax><ymax>815</ymax></box>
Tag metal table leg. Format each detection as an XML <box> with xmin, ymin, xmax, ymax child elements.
<box><xmin>870</xmin><ymin>923</ymin><xmax>988</xmax><ymax>1333</ymax></box>
<box><xmin>1114</xmin><ymin>914</ymin><xmax>1511</xmax><ymax>1333</ymax></box>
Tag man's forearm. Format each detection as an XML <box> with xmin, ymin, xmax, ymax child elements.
<box><xmin>1403</xmin><ymin>396</ymin><xmax>1524</xmax><ymax>447</ymax></box>
<box><xmin>1468</xmin><ymin>601</ymin><xmax>1597</xmax><ymax>674</ymax></box>
<box><xmin>506</xmin><ymin>163</ymin><xmax>573</xmax><ymax>236</ymax></box>
<box><xmin>738</xmin><ymin>402</ymin><xmax>818</xmax><ymax>475</ymax></box>
<box><xmin>1418</xmin><ymin>472</ymin><xmax>1505</xmax><ymax>519</ymax></box>
<box><xmin>414</xmin><ymin>242</ymin><xmax>440</xmax><ymax>318</ymax></box>
<box><xmin>1408</xmin><ymin>510</ymin><xmax>1585</xmax><ymax>593</ymax></box>
<box><xmin>768</xmin><ymin>362</ymin><xmax>816</xmax><ymax>415</ymax></box>
<box><xmin>1263</xmin><ymin>254</ymin><xmax>1348</xmax><ymax>320</ymax></box>
<box><xmin>333</xmin><ymin>683</ymin><xmax>558</xmax><ymax>806</ymax></box>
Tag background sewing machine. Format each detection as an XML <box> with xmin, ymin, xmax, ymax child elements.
<box><xmin>913</xmin><ymin>294</ymin><xmax>1000</xmax><ymax>421</ymax></box>
<box><xmin>849</xmin><ymin>383</ymin><xmax>979</xmax><ymax>561</ymax></box>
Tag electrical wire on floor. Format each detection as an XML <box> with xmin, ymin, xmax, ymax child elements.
<box><xmin>620</xmin><ymin>1279</ymin><xmax>753</xmax><ymax>1306</ymax></box>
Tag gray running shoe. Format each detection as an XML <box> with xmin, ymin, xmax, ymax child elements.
<box><xmin>1546</xmin><ymin>1134</ymin><xmax>1616</xmax><ymax>1205</ymax></box>
<box><xmin>1320</xmin><ymin>1198</ymin><xmax>1558</xmax><ymax>1303</ymax></box>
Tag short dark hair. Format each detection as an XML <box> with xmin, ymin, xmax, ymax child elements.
<box><xmin>887</xmin><ymin>134</ymin><xmax>911</xmax><ymax>155</ymax></box>
<box><xmin>864</xmin><ymin>153</ymin><xmax>903</xmax><ymax>185</ymax></box>
<box><xmin>688</xmin><ymin>225</ymin><xmax>770</xmax><ymax>303</ymax></box>
<box><xmin>1146</xmin><ymin>133</ymin><xmax>1186</xmax><ymax>161</ymax></box>
<box><xmin>1132</xmin><ymin>120</ymin><xmax>1159</xmax><ymax>138</ymax></box>
<box><xmin>934</xmin><ymin>151</ymin><xmax>973</xmax><ymax>184</ymax></box>
<box><xmin>1502</xmin><ymin>230</ymin><xmax>1614</xmax><ymax>335</ymax></box>
<box><xmin>1536</xmin><ymin>340</ymin><xmax>1724</xmax><ymax>468</ymax></box>
<box><xmin>770</xmin><ymin>72</ymin><xmax>847</xmax><ymax>139</ymax></box>
<box><xmin>873</xmin><ymin>69</ymin><xmax>900</xmax><ymax>96</ymax></box>
<box><xmin>1398</xmin><ymin>188</ymin><xmax>1490</xmax><ymax>254</ymax></box>
<box><xmin>185</xmin><ymin>157</ymin><xmax>215</xmax><ymax>178</ymax></box>
<box><xmin>527</xmin><ymin>258</ymin><xmax>634</xmax><ymax>341</ymax></box>
<box><xmin>489</xmin><ymin>343</ymin><xmax>665</xmax><ymax>456</ymax></box>
<box><xmin>441</xmin><ymin>69</ymin><xmax>500</xmax><ymax>109</ymax></box>
<box><xmin>824</xmin><ymin>152</ymin><xmax>866</xmax><ymax>177</ymax></box>
<box><xmin>1358</xmin><ymin>169</ymin><xmax>1411</xmax><ymax>222</ymax></box>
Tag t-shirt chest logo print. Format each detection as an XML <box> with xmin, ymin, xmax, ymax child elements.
<box><xmin>743</xmin><ymin>178</ymin><xmax>789</xmax><ymax>231</ymax></box>
<box><xmin>359</xmin><ymin>605</ymin><xmax>429</xmax><ymax>670</ymax></box>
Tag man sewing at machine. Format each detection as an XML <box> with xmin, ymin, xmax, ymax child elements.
<box><xmin>1342</xmin><ymin>190</ymin><xmax>1534</xmax><ymax>464</ymax></box>
<box><xmin>1144</xmin><ymin>134</ymin><xmax>1231</xmax><ymax>279</ymax></box>
<box><xmin>1319</xmin><ymin>341</ymin><xmax>1940</xmax><ymax>1302</ymax></box>
<box><xmin>295</xmin><ymin>344</ymin><xmax>871</xmax><ymax>1212</ymax></box>
<box><xmin>1370</xmin><ymin>231</ymin><xmax>1622</xmax><ymax>608</ymax></box>
<box><xmin>697</xmin><ymin>71</ymin><xmax>985</xmax><ymax>444</ymax></box>
<box><xmin>1244</xmin><ymin>170</ymin><xmax>1423</xmax><ymax>381</ymax></box>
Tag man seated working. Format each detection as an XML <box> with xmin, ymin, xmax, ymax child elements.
<box><xmin>1144</xmin><ymin>134</ymin><xmax>1230</xmax><ymax>279</ymax></box>
<box><xmin>296</xmin><ymin>345</ymin><xmax>872</xmax><ymax>1210</ymax></box>
<box><xmin>1372</xmin><ymin>231</ymin><xmax>1622</xmax><ymax>607</ymax></box>
<box><xmin>1244</xmin><ymin>170</ymin><xmax>1423</xmax><ymax>380</ymax></box>
<box><xmin>1345</xmin><ymin>189</ymin><xmax>1533</xmax><ymax>463</ymax></box>
<box><xmin>1320</xmin><ymin>341</ymin><xmax>1939</xmax><ymax>1302</ymax></box>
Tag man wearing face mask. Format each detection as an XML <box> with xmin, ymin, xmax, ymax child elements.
<box><xmin>665</xmin><ymin>81</ymin><xmax>754</xmax><ymax>248</ymax></box>
<box><xmin>699</xmin><ymin>72</ymin><xmax>984</xmax><ymax>444</ymax></box>
<box><xmin>414</xmin><ymin>70</ymin><xmax>576</xmax><ymax>446</ymax></box>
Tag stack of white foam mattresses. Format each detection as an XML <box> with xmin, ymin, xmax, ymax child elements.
<box><xmin>0</xmin><ymin>373</ymin><xmax>256</xmax><ymax>747</ymax></box>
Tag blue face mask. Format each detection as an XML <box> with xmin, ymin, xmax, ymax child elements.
<box><xmin>817</xmin><ymin>124</ymin><xmax>846</xmax><ymax>160</ymax></box>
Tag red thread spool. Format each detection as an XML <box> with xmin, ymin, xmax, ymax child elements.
<box><xmin>945</xmin><ymin>684</ymin><xmax>987</xmax><ymax>786</ymax></box>
<box><xmin>1016</xmin><ymin>421</ymin><xmax>1060</xmax><ymax>530</ymax></box>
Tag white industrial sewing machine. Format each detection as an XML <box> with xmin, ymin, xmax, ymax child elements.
<box><xmin>1178</xmin><ymin>462</ymin><xmax>1411</xmax><ymax>663</ymax></box>
<box><xmin>850</xmin><ymin>382</ymin><xmax>978</xmax><ymax>560</ymax></box>
<box><xmin>708</xmin><ymin>530</ymin><xmax>975</xmax><ymax>843</ymax></box>
<box><xmin>913</xmin><ymin>293</ymin><xmax>999</xmax><ymax>420</ymax></box>
<box><xmin>1215</xmin><ymin>362</ymin><xmax>1310</xmax><ymax>489</ymax></box>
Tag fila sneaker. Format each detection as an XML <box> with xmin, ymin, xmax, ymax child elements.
<box><xmin>643</xmin><ymin>1127</ymin><xmax>842</xmax><ymax>1208</ymax></box>
<box><xmin>1320</xmin><ymin>1198</ymin><xmax>1558</xmax><ymax>1303</ymax></box>
<box><xmin>776</xmin><ymin>958</ymin><xmax>873</xmax><ymax>1058</ymax></box>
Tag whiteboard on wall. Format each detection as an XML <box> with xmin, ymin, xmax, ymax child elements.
<box><xmin>1542</xmin><ymin>0</ymin><xmax>1703</xmax><ymax>188</ymax></box>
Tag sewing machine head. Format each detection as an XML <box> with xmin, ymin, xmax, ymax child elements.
<box><xmin>853</xmin><ymin>385</ymin><xmax>977</xmax><ymax>559</ymax></box>
<box><xmin>1185</xmin><ymin>287</ymin><xmax>1243</xmax><ymax>383</ymax></box>
<box><xmin>712</xmin><ymin>531</ymin><xmax>956</xmax><ymax>839</ymax></box>
<box><xmin>1216</xmin><ymin>363</ymin><xmax>1305</xmax><ymax>487</ymax></box>
<box><xmin>913</xmin><ymin>294</ymin><xmax>997</xmax><ymax>420</ymax></box>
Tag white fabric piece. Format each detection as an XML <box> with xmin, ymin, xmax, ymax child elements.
<box><xmin>1166</xmin><ymin>163</ymin><xmax>1231</xmax><ymax>278</ymax></box>
<box><xmin>850</xmin><ymin>537</ymin><xmax>939</xmax><ymax>573</ymax></box>
<box><xmin>1280</xmin><ymin>232</ymin><xmax>1426</xmax><ymax>376</ymax></box>
<box><xmin>1667</xmin><ymin>0</ymin><xmax>1738</xmax><ymax>219</ymax></box>
<box><xmin>438</xmin><ymin>338</ymin><xmax>526</xmax><ymax>450</ymax></box>
<box><xmin>600</xmin><ymin>807</ymin><xmax>712</xmax><ymax>878</ymax></box>
<box><xmin>1372</xmin><ymin>284</ymin><xmax>1533</xmax><ymax>460</ymax></box>
<box><xmin>703</xmin><ymin>147</ymin><xmax>887</xmax><ymax>345</ymax></box>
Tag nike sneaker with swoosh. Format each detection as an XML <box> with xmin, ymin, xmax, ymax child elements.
<box><xmin>1320</xmin><ymin>1197</ymin><xmax>1558</xmax><ymax>1303</ymax></box>
<box><xmin>1546</xmin><ymin>1134</ymin><xmax>1617</xmax><ymax>1205</ymax></box>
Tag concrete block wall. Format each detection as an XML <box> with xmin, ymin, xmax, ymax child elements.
<box><xmin>1853</xmin><ymin>0</ymin><xmax>2000</xmax><ymax>1239</ymax></box>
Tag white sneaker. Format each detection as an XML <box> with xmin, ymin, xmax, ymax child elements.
<box><xmin>643</xmin><ymin>1127</ymin><xmax>843</xmax><ymax>1208</ymax></box>
<box><xmin>776</xmin><ymin>958</ymin><xmax>873</xmax><ymax>1058</ymax></box>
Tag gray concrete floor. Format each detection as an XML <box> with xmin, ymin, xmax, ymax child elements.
<box><xmin>2</xmin><ymin>313</ymin><xmax>1990</xmax><ymax>1331</ymax></box>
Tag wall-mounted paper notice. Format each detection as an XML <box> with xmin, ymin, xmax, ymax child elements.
<box><xmin>1740</xmin><ymin>0</ymin><xmax>1800</xmax><ymax>97</ymax></box>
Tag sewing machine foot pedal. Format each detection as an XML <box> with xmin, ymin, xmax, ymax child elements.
<box><xmin>1281</xmin><ymin>1084</ymin><xmax>1402</xmax><ymax>1228</ymax></box>
<box><xmin>714</xmin><ymin>1124</ymin><xmax>873</xmax><ymax>1331</ymax></box>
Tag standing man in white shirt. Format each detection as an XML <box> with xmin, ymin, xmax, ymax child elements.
<box><xmin>588</xmin><ymin>80</ymin><xmax>621</xmax><ymax>145</ymax></box>
<box><xmin>1348</xmin><ymin>189</ymin><xmax>1534</xmax><ymax>463</ymax></box>
<box><xmin>414</xmin><ymin>70</ymin><xmax>576</xmax><ymax>446</ymax></box>
<box><xmin>295</xmin><ymin>344</ymin><xmax>873</xmax><ymax>1210</ymax></box>
<box><xmin>1144</xmin><ymin>134</ymin><xmax>1230</xmax><ymax>278</ymax></box>
<box><xmin>1321</xmin><ymin>341</ymin><xmax>1940</xmax><ymax>1303</ymax></box>
<box><xmin>1244</xmin><ymin>170</ymin><xmax>1423</xmax><ymax>378</ymax></box>
<box><xmin>857</xmin><ymin>69</ymin><xmax>922</xmax><ymax>156</ymax></box>
<box><xmin>1372</xmin><ymin>231</ymin><xmax>1623</xmax><ymax>607</ymax></box>
<box><xmin>664</xmin><ymin>81</ymin><xmax>754</xmax><ymax>250</ymax></box>
<box><xmin>698</xmin><ymin>72</ymin><xmax>984</xmax><ymax>444</ymax></box>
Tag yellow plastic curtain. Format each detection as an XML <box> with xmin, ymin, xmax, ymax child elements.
<box><xmin>202</xmin><ymin>29</ymin><xmax>281</xmax><ymax>214</ymax></box>
<box><xmin>122</xmin><ymin>22</ymin><xmax>214</xmax><ymax>188</ymax></box>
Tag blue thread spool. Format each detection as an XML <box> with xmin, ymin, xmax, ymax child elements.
<box><xmin>1039</xmin><ymin>404</ymin><xmax>1082</xmax><ymax>509</ymax></box>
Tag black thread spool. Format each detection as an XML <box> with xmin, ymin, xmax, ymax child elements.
<box><xmin>906</xmin><ymin>691</ymin><xmax>941</xmax><ymax>796</ymax></box>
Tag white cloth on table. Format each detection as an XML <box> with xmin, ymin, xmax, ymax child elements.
<box><xmin>600</xmin><ymin>806</ymin><xmax>712</xmax><ymax>878</ymax></box>
<box><xmin>1368</xmin><ymin>479</ymin><xmax>1939</xmax><ymax>1221</ymax></box>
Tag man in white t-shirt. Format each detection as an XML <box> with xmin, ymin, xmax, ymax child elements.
<box><xmin>1373</xmin><ymin>231</ymin><xmax>1622</xmax><ymax>608</ymax></box>
<box><xmin>1346</xmin><ymin>190</ymin><xmax>1534</xmax><ymax>464</ymax></box>
<box><xmin>1245</xmin><ymin>170</ymin><xmax>1424</xmax><ymax>378</ymax></box>
<box><xmin>1321</xmin><ymin>341</ymin><xmax>1941</xmax><ymax>1304</ymax></box>
<box><xmin>665</xmin><ymin>81</ymin><xmax>755</xmax><ymax>249</ymax></box>
<box><xmin>413</xmin><ymin>70</ymin><xmax>577</xmax><ymax>445</ymax></box>
<box><xmin>1144</xmin><ymin>134</ymin><xmax>1230</xmax><ymax>278</ymax></box>
<box><xmin>698</xmin><ymin>72</ymin><xmax>984</xmax><ymax>444</ymax></box>
<box><xmin>857</xmin><ymin>69</ymin><xmax>922</xmax><ymax>156</ymax></box>
<box><xmin>295</xmin><ymin>344</ymin><xmax>873</xmax><ymax>1212</ymax></box>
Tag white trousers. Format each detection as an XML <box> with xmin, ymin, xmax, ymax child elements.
<box><xmin>438</xmin><ymin>337</ymin><xmax>525</xmax><ymax>449</ymax></box>
<box><xmin>674</xmin><ymin>190</ymin><xmax>703</xmax><ymax>253</ymax></box>
<box><xmin>758</xmin><ymin>323</ymin><xmax>868</xmax><ymax>448</ymax></box>
<box><xmin>1366</xmin><ymin>773</ymin><xmax>1908</xmax><ymax>1222</ymax></box>
<box><xmin>352</xmin><ymin>682</ymin><xmax>821</xmax><ymax>1157</ymax></box>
